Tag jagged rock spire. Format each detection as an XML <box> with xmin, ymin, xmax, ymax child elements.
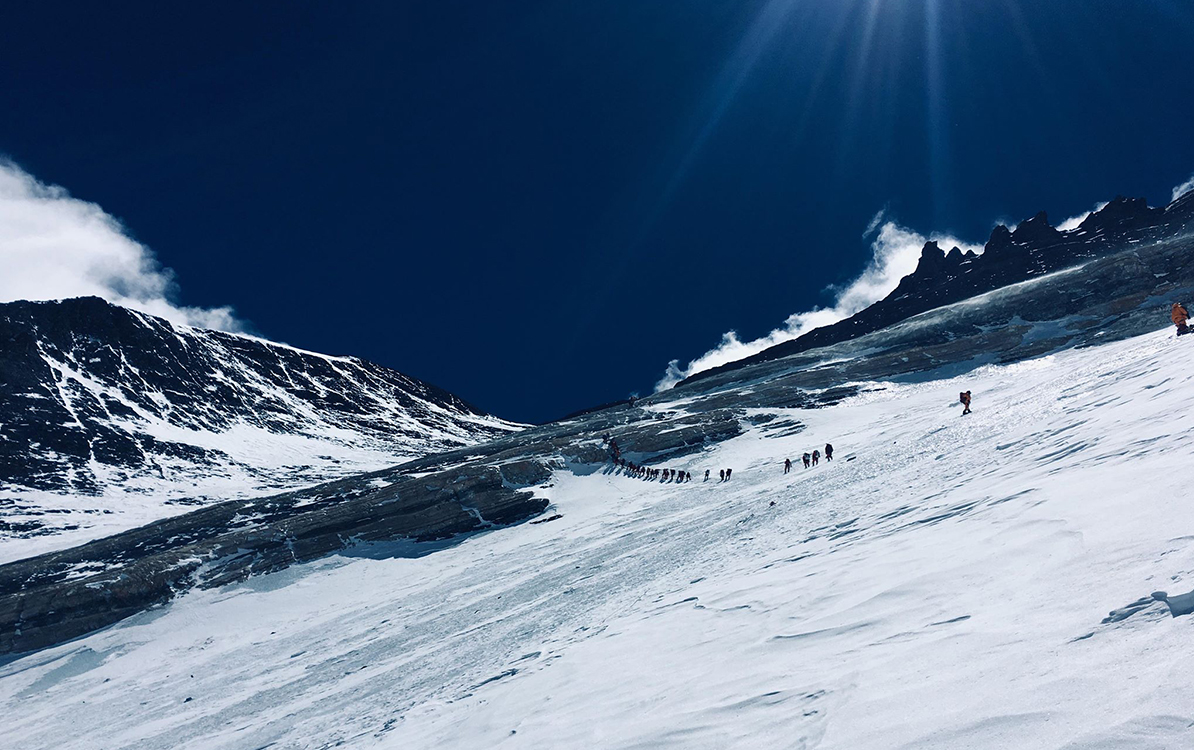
<box><xmin>1012</xmin><ymin>211</ymin><xmax>1060</xmax><ymax>244</ymax></box>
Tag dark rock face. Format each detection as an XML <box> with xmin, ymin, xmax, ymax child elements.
<box><xmin>0</xmin><ymin>460</ymin><xmax>552</xmax><ymax>654</ymax></box>
<box><xmin>683</xmin><ymin>191</ymin><xmax>1194</xmax><ymax>385</ymax></box>
<box><xmin>0</xmin><ymin>376</ymin><xmax>757</xmax><ymax>654</ymax></box>
<box><xmin>0</xmin><ymin>297</ymin><xmax>519</xmax><ymax>547</ymax></box>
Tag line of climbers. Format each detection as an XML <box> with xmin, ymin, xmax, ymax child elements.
<box><xmin>611</xmin><ymin>434</ymin><xmax>845</xmax><ymax>480</ymax></box>
<box><xmin>605</xmin><ymin>435</ymin><xmax>733</xmax><ymax>483</ymax></box>
<box><xmin>613</xmin><ymin>459</ymin><xmax>694</xmax><ymax>482</ymax></box>
<box><xmin>783</xmin><ymin>443</ymin><xmax>834</xmax><ymax>473</ymax></box>
<box><xmin>611</xmin><ymin>457</ymin><xmax>736</xmax><ymax>483</ymax></box>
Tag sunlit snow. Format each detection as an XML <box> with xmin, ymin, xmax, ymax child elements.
<box><xmin>3</xmin><ymin>328</ymin><xmax>1193</xmax><ymax>748</ymax></box>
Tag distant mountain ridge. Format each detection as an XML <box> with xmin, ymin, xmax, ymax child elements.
<box><xmin>0</xmin><ymin>297</ymin><xmax>521</xmax><ymax>554</ymax></box>
<box><xmin>681</xmin><ymin>190</ymin><xmax>1194</xmax><ymax>385</ymax></box>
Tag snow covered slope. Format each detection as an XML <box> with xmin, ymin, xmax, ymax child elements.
<box><xmin>0</xmin><ymin>297</ymin><xmax>522</xmax><ymax>559</ymax></box>
<box><xmin>4</xmin><ymin>327</ymin><xmax>1193</xmax><ymax>749</ymax></box>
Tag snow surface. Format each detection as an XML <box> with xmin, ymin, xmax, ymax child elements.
<box><xmin>4</xmin><ymin>328</ymin><xmax>1194</xmax><ymax>748</ymax></box>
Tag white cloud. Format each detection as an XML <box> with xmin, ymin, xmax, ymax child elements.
<box><xmin>862</xmin><ymin>207</ymin><xmax>887</xmax><ymax>237</ymax></box>
<box><xmin>1056</xmin><ymin>201</ymin><xmax>1108</xmax><ymax>232</ymax></box>
<box><xmin>0</xmin><ymin>160</ymin><xmax>242</xmax><ymax>331</ymax></box>
<box><xmin>654</xmin><ymin>214</ymin><xmax>982</xmax><ymax>391</ymax></box>
<box><xmin>1172</xmin><ymin>174</ymin><xmax>1194</xmax><ymax>203</ymax></box>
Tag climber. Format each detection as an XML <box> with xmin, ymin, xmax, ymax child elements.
<box><xmin>803</xmin><ymin>453</ymin><xmax>811</xmax><ymax>468</ymax></box>
<box><xmin>960</xmin><ymin>390</ymin><xmax>972</xmax><ymax>415</ymax></box>
<box><xmin>812</xmin><ymin>450</ymin><xmax>819</xmax><ymax>466</ymax></box>
<box><xmin>1172</xmin><ymin>302</ymin><xmax>1191</xmax><ymax>335</ymax></box>
<box><xmin>784</xmin><ymin>458</ymin><xmax>792</xmax><ymax>474</ymax></box>
<box><xmin>825</xmin><ymin>443</ymin><xmax>833</xmax><ymax>461</ymax></box>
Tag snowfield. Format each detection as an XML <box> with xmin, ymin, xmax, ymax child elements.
<box><xmin>3</xmin><ymin>328</ymin><xmax>1194</xmax><ymax>749</ymax></box>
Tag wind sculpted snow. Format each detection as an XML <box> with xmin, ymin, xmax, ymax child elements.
<box><xmin>3</xmin><ymin>327</ymin><xmax>1194</xmax><ymax>748</ymax></box>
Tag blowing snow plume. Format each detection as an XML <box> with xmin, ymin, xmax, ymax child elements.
<box><xmin>1173</xmin><ymin>173</ymin><xmax>1194</xmax><ymax>203</ymax></box>
<box><xmin>655</xmin><ymin>213</ymin><xmax>982</xmax><ymax>391</ymax></box>
<box><xmin>0</xmin><ymin>160</ymin><xmax>242</xmax><ymax>331</ymax></box>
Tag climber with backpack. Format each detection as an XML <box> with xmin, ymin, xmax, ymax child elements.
<box><xmin>1172</xmin><ymin>302</ymin><xmax>1191</xmax><ymax>335</ymax></box>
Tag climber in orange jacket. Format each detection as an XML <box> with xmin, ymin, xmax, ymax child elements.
<box><xmin>1171</xmin><ymin>302</ymin><xmax>1190</xmax><ymax>335</ymax></box>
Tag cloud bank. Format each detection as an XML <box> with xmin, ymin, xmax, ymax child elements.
<box><xmin>655</xmin><ymin>214</ymin><xmax>982</xmax><ymax>391</ymax></box>
<box><xmin>0</xmin><ymin>160</ymin><xmax>242</xmax><ymax>331</ymax></box>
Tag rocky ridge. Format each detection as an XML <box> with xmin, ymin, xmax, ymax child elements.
<box><xmin>0</xmin><ymin>297</ymin><xmax>521</xmax><ymax>550</ymax></box>
<box><xmin>682</xmin><ymin>190</ymin><xmax>1194</xmax><ymax>384</ymax></box>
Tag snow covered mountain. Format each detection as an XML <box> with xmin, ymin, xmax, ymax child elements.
<box><xmin>5</xmin><ymin>209</ymin><xmax>1193</xmax><ymax>652</ymax></box>
<box><xmin>0</xmin><ymin>297</ymin><xmax>522</xmax><ymax>558</ymax></box>
<box><xmin>4</xmin><ymin>186</ymin><xmax>1194</xmax><ymax>747</ymax></box>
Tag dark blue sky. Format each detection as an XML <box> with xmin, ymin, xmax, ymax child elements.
<box><xmin>3</xmin><ymin>2</ymin><xmax>1193</xmax><ymax>422</ymax></box>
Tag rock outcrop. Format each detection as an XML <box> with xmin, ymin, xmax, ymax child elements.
<box><xmin>0</xmin><ymin>460</ymin><xmax>551</xmax><ymax>654</ymax></box>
